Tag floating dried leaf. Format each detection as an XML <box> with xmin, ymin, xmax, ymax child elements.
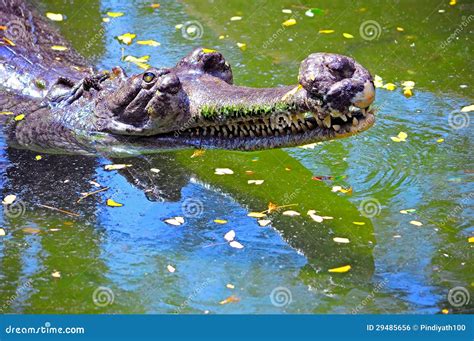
<box><xmin>248</xmin><ymin>180</ymin><xmax>264</xmax><ymax>185</ymax></box>
<box><xmin>51</xmin><ymin>45</ymin><xmax>68</xmax><ymax>51</ymax></box>
<box><xmin>352</xmin><ymin>221</ymin><xmax>365</xmax><ymax>225</ymax></box>
<box><xmin>46</xmin><ymin>12</ymin><xmax>64</xmax><ymax>21</ymax></box>
<box><xmin>230</xmin><ymin>16</ymin><xmax>242</xmax><ymax>21</ymax></box>
<box><xmin>164</xmin><ymin>217</ymin><xmax>184</xmax><ymax>226</ymax></box>
<box><xmin>307</xmin><ymin>210</ymin><xmax>323</xmax><ymax>223</ymax></box>
<box><xmin>229</xmin><ymin>241</ymin><xmax>244</xmax><ymax>249</ymax></box>
<box><xmin>104</xmin><ymin>164</ymin><xmax>132</xmax><ymax>170</ymax></box>
<box><xmin>319</xmin><ymin>29</ymin><xmax>335</xmax><ymax>34</ymax></box>
<box><xmin>219</xmin><ymin>295</ymin><xmax>240</xmax><ymax>305</ymax></box>
<box><xmin>224</xmin><ymin>230</ymin><xmax>235</xmax><ymax>242</ymax></box>
<box><xmin>226</xmin><ymin>283</ymin><xmax>235</xmax><ymax>289</ymax></box>
<box><xmin>167</xmin><ymin>264</ymin><xmax>176</xmax><ymax>273</ymax></box>
<box><xmin>150</xmin><ymin>168</ymin><xmax>160</xmax><ymax>173</ymax></box>
<box><xmin>247</xmin><ymin>212</ymin><xmax>267</xmax><ymax>218</ymax></box>
<box><xmin>0</xmin><ymin>228</ymin><xmax>6</xmax><ymax>237</ymax></box>
<box><xmin>214</xmin><ymin>168</ymin><xmax>234</xmax><ymax>175</ymax></box>
<box><xmin>257</xmin><ymin>219</ymin><xmax>271</xmax><ymax>227</ymax></box>
<box><xmin>22</xmin><ymin>227</ymin><xmax>40</xmax><ymax>234</ymax></box>
<box><xmin>191</xmin><ymin>149</ymin><xmax>205</xmax><ymax>158</ymax></box>
<box><xmin>409</xmin><ymin>220</ymin><xmax>423</xmax><ymax>226</ymax></box>
<box><xmin>107</xmin><ymin>12</ymin><xmax>124</xmax><ymax>18</ymax></box>
<box><xmin>333</xmin><ymin>237</ymin><xmax>350</xmax><ymax>244</ymax></box>
<box><xmin>51</xmin><ymin>271</ymin><xmax>61</xmax><ymax>278</ymax></box>
<box><xmin>282</xmin><ymin>19</ymin><xmax>297</xmax><ymax>27</ymax></box>
<box><xmin>342</xmin><ymin>33</ymin><xmax>354</xmax><ymax>39</ymax></box>
<box><xmin>117</xmin><ymin>32</ymin><xmax>136</xmax><ymax>45</ymax></box>
<box><xmin>14</xmin><ymin>114</ymin><xmax>25</xmax><ymax>121</ymax></box>
<box><xmin>137</xmin><ymin>40</ymin><xmax>160</xmax><ymax>47</ymax></box>
<box><xmin>214</xmin><ymin>219</ymin><xmax>228</xmax><ymax>224</ymax></box>
<box><xmin>2</xmin><ymin>194</ymin><xmax>16</xmax><ymax>205</ymax></box>
<box><xmin>237</xmin><ymin>42</ymin><xmax>247</xmax><ymax>51</ymax></box>
<box><xmin>461</xmin><ymin>104</ymin><xmax>474</xmax><ymax>112</ymax></box>
<box><xmin>282</xmin><ymin>210</ymin><xmax>300</xmax><ymax>216</ymax></box>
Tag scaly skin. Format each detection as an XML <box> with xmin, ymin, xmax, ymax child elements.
<box><xmin>0</xmin><ymin>0</ymin><xmax>375</xmax><ymax>155</ymax></box>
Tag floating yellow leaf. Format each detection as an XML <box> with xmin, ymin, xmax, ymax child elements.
<box><xmin>2</xmin><ymin>37</ymin><xmax>15</xmax><ymax>46</ymax></box>
<box><xmin>218</xmin><ymin>35</ymin><xmax>225</xmax><ymax>40</ymax></box>
<box><xmin>107</xmin><ymin>12</ymin><xmax>124</xmax><ymax>18</ymax></box>
<box><xmin>401</xmin><ymin>80</ymin><xmax>415</xmax><ymax>89</ymax></box>
<box><xmin>175</xmin><ymin>24</ymin><xmax>183</xmax><ymax>30</ymax></box>
<box><xmin>151</xmin><ymin>4</ymin><xmax>161</xmax><ymax>9</ymax></box>
<box><xmin>449</xmin><ymin>0</ymin><xmax>456</xmax><ymax>5</ymax></box>
<box><xmin>267</xmin><ymin>202</ymin><xmax>279</xmax><ymax>213</ymax></box>
<box><xmin>403</xmin><ymin>88</ymin><xmax>413</xmax><ymax>98</ymax></box>
<box><xmin>319</xmin><ymin>29</ymin><xmax>335</xmax><ymax>34</ymax></box>
<box><xmin>410</xmin><ymin>220</ymin><xmax>423</xmax><ymax>226</ymax></box>
<box><xmin>123</xmin><ymin>55</ymin><xmax>150</xmax><ymax>63</ymax></box>
<box><xmin>191</xmin><ymin>149</ymin><xmax>205</xmax><ymax>158</ymax></box>
<box><xmin>282</xmin><ymin>19</ymin><xmax>297</xmax><ymax>27</ymax></box>
<box><xmin>226</xmin><ymin>283</ymin><xmax>235</xmax><ymax>289</ymax></box>
<box><xmin>333</xmin><ymin>237</ymin><xmax>350</xmax><ymax>244</ymax></box>
<box><xmin>436</xmin><ymin>138</ymin><xmax>444</xmax><ymax>143</ymax></box>
<box><xmin>353</xmin><ymin>221</ymin><xmax>365</xmax><ymax>225</ymax></box>
<box><xmin>46</xmin><ymin>12</ymin><xmax>64</xmax><ymax>21</ymax></box>
<box><xmin>441</xmin><ymin>309</ymin><xmax>449</xmax><ymax>314</ymax></box>
<box><xmin>230</xmin><ymin>16</ymin><xmax>242</xmax><ymax>21</ymax></box>
<box><xmin>307</xmin><ymin>210</ymin><xmax>323</xmax><ymax>223</ymax></box>
<box><xmin>106</xmin><ymin>198</ymin><xmax>123</xmax><ymax>207</ymax></box>
<box><xmin>51</xmin><ymin>271</ymin><xmax>61</xmax><ymax>278</ymax></box>
<box><xmin>35</xmin><ymin>155</ymin><xmax>42</xmax><ymax>161</ymax></box>
<box><xmin>461</xmin><ymin>104</ymin><xmax>474</xmax><ymax>112</ymax></box>
<box><xmin>102</xmin><ymin>17</ymin><xmax>110</xmax><ymax>23</ymax></box>
<box><xmin>0</xmin><ymin>228</ymin><xmax>5</xmax><ymax>237</ymax></box>
<box><xmin>214</xmin><ymin>219</ymin><xmax>228</xmax><ymax>224</ymax></box>
<box><xmin>237</xmin><ymin>42</ymin><xmax>247</xmax><ymax>51</ymax></box>
<box><xmin>14</xmin><ymin>114</ymin><xmax>25</xmax><ymax>121</ymax></box>
<box><xmin>150</xmin><ymin>168</ymin><xmax>160</xmax><ymax>173</ymax></box>
<box><xmin>219</xmin><ymin>295</ymin><xmax>240</xmax><ymax>305</ymax></box>
<box><xmin>391</xmin><ymin>131</ymin><xmax>408</xmax><ymax>142</ymax></box>
<box><xmin>342</xmin><ymin>33</ymin><xmax>354</xmax><ymax>39</ymax></box>
<box><xmin>104</xmin><ymin>164</ymin><xmax>132</xmax><ymax>170</ymax></box>
<box><xmin>136</xmin><ymin>40</ymin><xmax>160</xmax><ymax>47</ymax></box>
<box><xmin>202</xmin><ymin>48</ymin><xmax>216</xmax><ymax>53</ymax></box>
<box><xmin>0</xmin><ymin>111</ymin><xmax>14</xmax><ymax>115</ymax></box>
<box><xmin>328</xmin><ymin>265</ymin><xmax>351</xmax><ymax>273</ymax></box>
<box><xmin>51</xmin><ymin>45</ymin><xmax>68</xmax><ymax>51</ymax></box>
<box><xmin>117</xmin><ymin>32</ymin><xmax>136</xmax><ymax>45</ymax></box>
<box><xmin>167</xmin><ymin>264</ymin><xmax>176</xmax><ymax>273</ymax></box>
<box><xmin>383</xmin><ymin>83</ymin><xmax>397</xmax><ymax>91</ymax></box>
<box><xmin>468</xmin><ymin>237</ymin><xmax>474</xmax><ymax>243</ymax></box>
<box><xmin>247</xmin><ymin>212</ymin><xmax>267</xmax><ymax>218</ymax></box>
<box><xmin>396</xmin><ymin>27</ymin><xmax>404</xmax><ymax>32</ymax></box>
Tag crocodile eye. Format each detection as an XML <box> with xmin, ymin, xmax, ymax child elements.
<box><xmin>143</xmin><ymin>72</ymin><xmax>156</xmax><ymax>83</ymax></box>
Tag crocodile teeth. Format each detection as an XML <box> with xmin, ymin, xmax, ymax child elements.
<box><xmin>352</xmin><ymin>117</ymin><xmax>359</xmax><ymax>126</ymax></box>
<box><xmin>323</xmin><ymin>115</ymin><xmax>331</xmax><ymax>128</ymax></box>
<box><xmin>340</xmin><ymin>115</ymin><xmax>348</xmax><ymax>122</ymax></box>
<box><xmin>333</xmin><ymin>124</ymin><xmax>341</xmax><ymax>131</ymax></box>
<box><xmin>315</xmin><ymin>117</ymin><xmax>323</xmax><ymax>128</ymax></box>
<box><xmin>306</xmin><ymin>120</ymin><xmax>314</xmax><ymax>129</ymax></box>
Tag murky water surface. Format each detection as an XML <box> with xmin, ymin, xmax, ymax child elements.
<box><xmin>0</xmin><ymin>0</ymin><xmax>472</xmax><ymax>313</ymax></box>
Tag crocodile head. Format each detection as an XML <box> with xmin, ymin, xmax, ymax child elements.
<box><xmin>97</xmin><ymin>48</ymin><xmax>375</xmax><ymax>150</ymax></box>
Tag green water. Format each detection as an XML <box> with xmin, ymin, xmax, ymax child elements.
<box><xmin>0</xmin><ymin>0</ymin><xmax>472</xmax><ymax>314</ymax></box>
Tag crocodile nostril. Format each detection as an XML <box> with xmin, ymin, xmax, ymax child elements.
<box><xmin>158</xmin><ymin>74</ymin><xmax>181</xmax><ymax>94</ymax></box>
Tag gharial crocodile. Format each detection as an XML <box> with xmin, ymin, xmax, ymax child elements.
<box><xmin>0</xmin><ymin>0</ymin><xmax>375</xmax><ymax>156</ymax></box>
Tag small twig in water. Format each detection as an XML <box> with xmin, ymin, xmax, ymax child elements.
<box><xmin>77</xmin><ymin>187</ymin><xmax>109</xmax><ymax>203</ymax></box>
<box><xmin>37</xmin><ymin>204</ymin><xmax>80</xmax><ymax>217</ymax></box>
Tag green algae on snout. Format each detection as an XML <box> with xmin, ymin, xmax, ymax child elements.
<box><xmin>199</xmin><ymin>102</ymin><xmax>298</xmax><ymax>121</ymax></box>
